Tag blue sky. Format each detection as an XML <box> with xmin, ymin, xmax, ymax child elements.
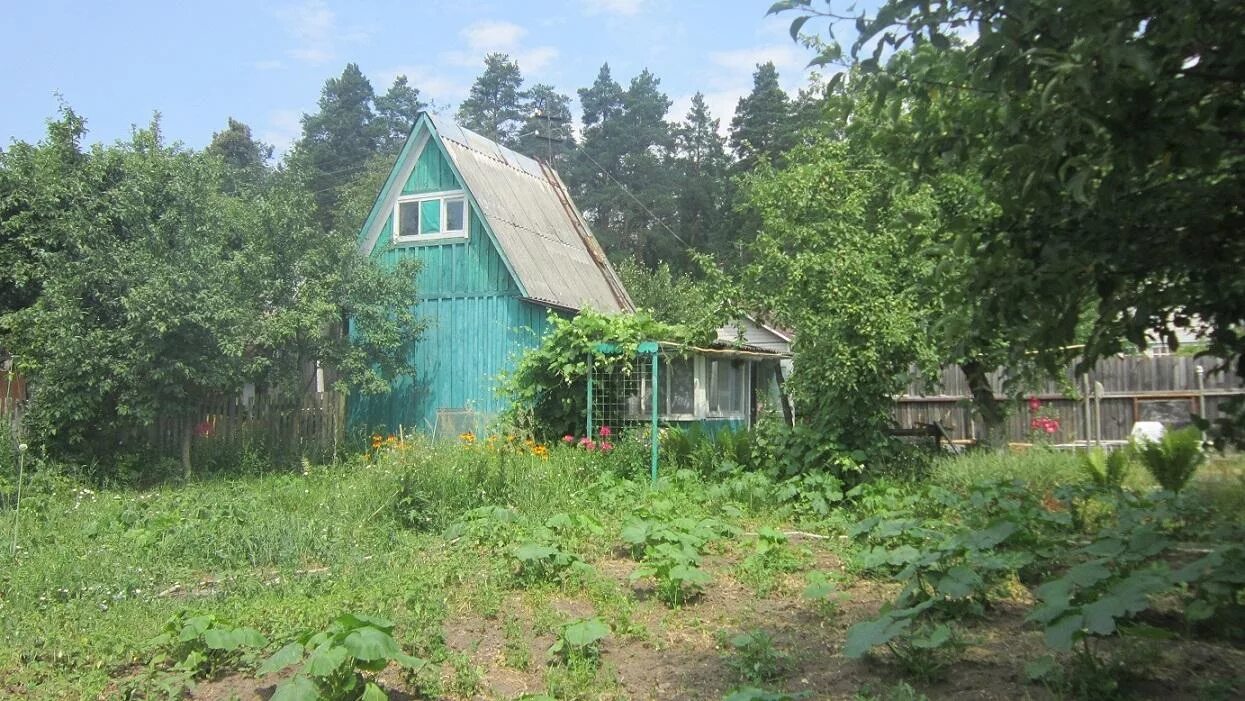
<box><xmin>1</xmin><ymin>0</ymin><xmax>839</xmax><ymax>157</ymax></box>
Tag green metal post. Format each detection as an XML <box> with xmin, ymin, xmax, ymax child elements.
<box><xmin>586</xmin><ymin>352</ymin><xmax>593</xmax><ymax>438</ymax></box>
<box><xmin>650</xmin><ymin>350</ymin><xmax>659</xmax><ymax>483</ymax></box>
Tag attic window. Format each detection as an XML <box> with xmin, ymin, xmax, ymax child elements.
<box><xmin>394</xmin><ymin>191</ymin><xmax>467</xmax><ymax>242</ymax></box>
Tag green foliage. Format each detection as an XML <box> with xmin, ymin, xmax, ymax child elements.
<box><xmin>259</xmin><ymin>613</ymin><xmax>425</xmax><ymax>701</ymax></box>
<box><xmin>802</xmin><ymin>571</ymin><xmax>845</xmax><ymax>619</ymax></box>
<box><xmin>630</xmin><ymin>541</ymin><xmax>713</xmax><ymax>607</ymax></box>
<box><xmin>780</xmin><ymin>0</ymin><xmax>1245</xmax><ymax>444</ymax></box>
<box><xmin>723</xmin><ymin>628</ymin><xmax>790</xmax><ymax>684</ymax></box>
<box><xmin>1080</xmin><ymin>448</ymin><xmax>1132</xmax><ymax>490</ymax></box>
<box><xmin>548</xmin><ymin>617</ymin><xmax>611</xmax><ymax>666</ymax></box>
<box><xmin>1134</xmin><ymin>427</ymin><xmax>1205</xmax><ymax>493</ymax></box>
<box><xmin>502</xmin><ymin>308</ymin><xmax>687</xmax><ymax>439</ymax></box>
<box><xmin>723</xmin><ymin>689</ymin><xmax>809</xmax><ymax>701</ymax></box>
<box><xmin>146</xmin><ymin>612</ymin><xmax>266</xmax><ymax>680</ymax></box>
<box><xmin>740</xmin><ymin>141</ymin><xmax>940</xmax><ymax>454</ymax></box>
<box><xmin>456</xmin><ymin>53</ymin><xmax>527</xmax><ymax>147</ymax></box>
<box><xmin>737</xmin><ymin>527</ymin><xmax>805</xmax><ymax>596</ymax></box>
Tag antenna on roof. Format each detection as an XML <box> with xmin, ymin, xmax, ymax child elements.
<box><xmin>528</xmin><ymin>108</ymin><xmax>568</xmax><ymax>164</ymax></box>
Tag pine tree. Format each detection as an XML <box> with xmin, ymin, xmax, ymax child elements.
<box><xmin>456</xmin><ymin>53</ymin><xmax>526</xmax><ymax>147</ymax></box>
<box><xmin>672</xmin><ymin>93</ymin><xmax>730</xmax><ymax>267</ymax></box>
<box><xmin>518</xmin><ymin>83</ymin><xmax>575</xmax><ymax>165</ymax></box>
<box><xmin>568</xmin><ymin>65</ymin><xmax>678</xmax><ymax>266</ymax></box>
<box><xmin>291</xmin><ymin>63</ymin><xmax>380</xmax><ymax>232</ymax></box>
<box><xmin>374</xmin><ymin>75</ymin><xmax>426</xmax><ymax>153</ymax></box>
<box><xmin>729</xmin><ymin>62</ymin><xmax>795</xmax><ymax>171</ymax></box>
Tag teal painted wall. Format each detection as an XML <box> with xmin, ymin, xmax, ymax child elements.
<box><xmin>350</xmin><ymin>200</ymin><xmax>559</xmax><ymax>437</ymax></box>
<box><xmin>402</xmin><ymin>142</ymin><xmax>460</xmax><ymax>195</ymax></box>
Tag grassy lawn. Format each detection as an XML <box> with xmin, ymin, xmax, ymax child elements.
<box><xmin>1</xmin><ymin>439</ymin><xmax>1242</xmax><ymax>700</ymax></box>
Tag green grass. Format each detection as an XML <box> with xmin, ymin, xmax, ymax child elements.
<box><xmin>2</xmin><ymin>438</ymin><xmax>1242</xmax><ymax>699</ymax></box>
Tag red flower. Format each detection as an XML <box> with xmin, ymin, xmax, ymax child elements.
<box><xmin>600</xmin><ymin>441</ymin><xmax>614</xmax><ymax>452</ymax></box>
<box><xmin>1028</xmin><ymin>396</ymin><xmax>1042</xmax><ymax>412</ymax></box>
<box><xmin>194</xmin><ymin>421</ymin><xmax>213</xmax><ymax>438</ymax></box>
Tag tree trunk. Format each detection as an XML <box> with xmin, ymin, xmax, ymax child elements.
<box><xmin>180</xmin><ymin>420</ymin><xmax>193</xmax><ymax>480</ymax></box>
<box><xmin>961</xmin><ymin>360</ymin><xmax>1007</xmax><ymax>449</ymax></box>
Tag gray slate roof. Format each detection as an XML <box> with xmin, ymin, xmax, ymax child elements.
<box><xmin>428</xmin><ymin>114</ymin><xmax>633</xmax><ymax>313</ymax></box>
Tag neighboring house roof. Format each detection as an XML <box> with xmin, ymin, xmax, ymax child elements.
<box><xmin>715</xmin><ymin>316</ymin><xmax>793</xmax><ymax>355</ymax></box>
<box><xmin>357</xmin><ymin>112</ymin><xmax>633</xmax><ymax>314</ymax></box>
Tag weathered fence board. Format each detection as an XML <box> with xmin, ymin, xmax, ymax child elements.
<box><xmin>897</xmin><ymin>355</ymin><xmax>1245</xmax><ymax>444</ymax></box>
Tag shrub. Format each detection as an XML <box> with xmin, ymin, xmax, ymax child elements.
<box><xmin>1079</xmin><ymin>448</ymin><xmax>1132</xmax><ymax>490</ymax></box>
<box><xmin>1134</xmin><ymin>426</ymin><xmax>1205</xmax><ymax>493</ymax></box>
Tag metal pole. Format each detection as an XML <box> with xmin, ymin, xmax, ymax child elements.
<box><xmin>1093</xmin><ymin>381</ymin><xmax>1105</xmax><ymax>446</ymax></box>
<box><xmin>10</xmin><ymin>443</ymin><xmax>27</xmax><ymax>558</ymax></box>
<box><xmin>586</xmin><ymin>353</ymin><xmax>594</xmax><ymax>438</ymax></box>
<box><xmin>1082</xmin><ymin>374</ymin><xmax>1092</xmax><ymax>449</ymax></box>
<box><xmin>650</xmin><ymin>350</ymin><xmax>659</xmax><ymax>484</ymax></box>
<box><xmin>1196</xmin><ymin>365</ymin><xmax>1207</xmax><ymax>419</ymax></box>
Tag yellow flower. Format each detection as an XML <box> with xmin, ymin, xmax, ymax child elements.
<box><xmin>531</xmin><ymin>444</ymin><xmax>549</xmax><ymax>459</ymax></box>
<box><xmin>459</xmin><ymin>431</ymin><xmax>476</xmax><ymax>445</ymax></box>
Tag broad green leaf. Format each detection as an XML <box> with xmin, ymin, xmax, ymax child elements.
<box><xmin>361</xmin><ymin>682</ymin><xmax>388</xmax><ymax>701</ymax></box>
<box><xmin>258</xmin><ymin>642</ymin><xmax>304</xmax><ymax>677</ymax></box>
<box><xmin>562</xmin><ymin>618</ymin><xmax>610</xmax><ymax>648</ymax></box>
<box><xmin>936</xmin><ymin>565</ymin><xmax>982</xmax><ymax>599</ymax></box>
<box><xmin>342</xmin><ymin>626</ymin><xmax>403</xmax><ymax>661</ymax></box>
<box><xmin>844</xmin><ymin>614</ymin><xmax>911</xmax><ymax>659</ymax></box>
<box><xmin>513</xmin><ymin>543</ymin><xmax>559</xmax><ymax>562</ymax></box>
<box><xmin>271</xmin><ymin>675</ymin><xmax>321</xmax><ymax>701</ymax></box>
<box><xmin>304</xmin><ymin>641</ymin><xmax>351</xmax><ymax>676</ymax></box>
<box><xmin>1044</xmin><ymin>613</ymin><xmax>1083</xmax><ymax>652</ymax></box>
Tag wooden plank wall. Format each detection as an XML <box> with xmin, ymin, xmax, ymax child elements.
<box><xmin>895</xmin><ymin>355</ymin><xmax>1245</xmax><ymax>444</ymax></box>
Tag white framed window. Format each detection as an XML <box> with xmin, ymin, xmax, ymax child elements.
<box><xmin>394</xmin><ymin>190</ymin><xmax>468</xmax><ymax>243</ymax></box>
<box><xmin>630</xmin><ymin>355</ymin><xmax>750</xmax><ymax>421</ymax></box>
<box><xmin>707</xmin><ymin>358</ymin><xmax>748</xmax><ymax>417</ymax></box>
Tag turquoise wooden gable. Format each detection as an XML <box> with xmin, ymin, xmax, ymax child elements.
<box><xmin>350</xmin><ymin>113</ymin><xmax>631</xmax><ymax>437</ymax></box>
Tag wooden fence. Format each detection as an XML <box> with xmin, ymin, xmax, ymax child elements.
<box><xmin>895</xmin><ymin>355</ymin><xmax>1245</xmax><ymax>444</ymax></box>
<box><xmin>149</xmin><ymin>390</ymin><xmax>347</xmax><ymax>466</ymax></box>
<box><xmin>0</xmin><ymin>366</ymin><xmax>347</xmax><ymax>466</ymax></box>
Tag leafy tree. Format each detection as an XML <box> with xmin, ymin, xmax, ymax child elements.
<box><xmin>0</xmin><ymin>109</ymin><xmax>425</xmax><ymax>477</ymax></box>
<box><xmin>780</xmin><ymin>0</ymin><xmax>1245</xmax><ymax>443</ymax></box>
<box><xmin>206</xmin><ymin>117</ymin><xmax>272</xmax><ymax>193</ymax></box>
<box><xmin>2</xmin><ymin>120</ymin><xmax>253</xmax><ymax>475</ymax></box>
<box><xmin>456</xmin><ymin>53</ymin><xmax>527</xmax><ymax>147</ymax></box>
<box><xmin>729</xmin><ymin>62</ymin><xmax>796</xmax><ymax>171</ymax></box>
<box><xmin>0</xmin><ymin>106</ymin><xmax>86</xmax><ymax>319</ymax></box>
<box><xmin>616</xmin><ymin>259</ymin><xmax>724</xmax><ymax>340</ymax></box>
<box><xmin>290</xmin><ymin>63</ymin><xmax>380</xmax><ymax>232</ymax></box>
<box><xmin>374</xmin><ymin>75</ymin><xmax>426</xmax><ymax>153</ymax></box>
<box><xmin>518</xmin><ymin>83</ymin><xmax>575</xmax><ymax>165</ymax></box>
<box><xmin>740</xmin><ymin>139</ymin><xmax>939</xmax><ymax>453</ymax></box>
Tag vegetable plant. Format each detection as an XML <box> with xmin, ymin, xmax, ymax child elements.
<box><xmin>259</xmin><ymin>613</ymin><xmax>425</xmax><ymax>701</ymax></box>
<box><xmin>723</xmin><ymin>628</ymin><xmax>790</xmax><ymax>684</ymax></box>
<box><xmin>631</xmin><ymin>542</ymin><xmax>712</xmax><ymax>606</ymax></box>
<box><xmin>146</xmin><ymin>611</ymin><xmax>267</xmax><ymax>680</ymax></box>
<box><xmin>1134</xmin><ymin>426</ymin><xmax>1205</xmax><ymax>493</ymax></box>
<box><xmin>549</xmin><ymin>617</ymin><xmax>611</xmax><ymax>666</ymax></box>
<box><xmin>1079</xmin><ymin>448</ymin><xmax>1131</xmax><ymax>490</ymax></box>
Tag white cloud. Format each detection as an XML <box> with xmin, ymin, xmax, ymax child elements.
<box><xmin>442</xmin><ymin>20</ymin><xmax>559</xmax><ymax>76</ymax></box>
<box><xmin>375</xmin><ymin>65</ymin><xmax>468</xmax><ymax>108</ymax></box>
<box><xmin>261</xmin><ymin>109</ymin><xmax>304</xmax><ymax>158</ymax></box>
<box><xmin>272</xmin><ymin>0</ymin><xmax>369</xmax><ymax>66</ymax></box>
<box><xmin>462</xmin><ymin>20</ymin><xmax>525</xmax><ymax>51</ymax></box>
<box><xmin>580</xmin><ymin>0</ymin><xmax>644</xmax><ymax>16</ymax></box>
<box><xmin>709</xmin><ymin>44</ymin><xmax>806</xmax><ymax>77</ymax></box>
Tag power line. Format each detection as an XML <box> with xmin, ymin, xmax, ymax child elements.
<box><xmin>576</xmin><ymin>149</ymin><xmax>689</xmax><ymax>247</ymax></box>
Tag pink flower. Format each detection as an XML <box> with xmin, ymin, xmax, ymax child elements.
<box><xmin>600</xmin><ymin>441</ymin><xmax>614</xmax><ymax>452</ymax></box>
<box><xmin>562</xmin><ymin>434</ymin><xmax>574</xmax><ymax>444</ymax></box>
<box><xmin>1030</xmin><ymin>418</ymin><xmax>1041</xmax><ymax>431</ymax></box>
<box><xmin>578</xmin><ymin>436</ymin><xmax>596</xmax><ymax>451</ymax></box>
<box><xmin>1028</xmin><ymin>396</ymin><xmax>1041</xmax><ymax>412</ymax></box>
<box><xmin>599</xmin><ymin>425</ymin><xmax>613</xmax><ymax>438</ymax></box>
<box><xmin>1044</xmin><ymin>423</ymin><xmax>1057</xmax><ymax>434</ymax></box>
